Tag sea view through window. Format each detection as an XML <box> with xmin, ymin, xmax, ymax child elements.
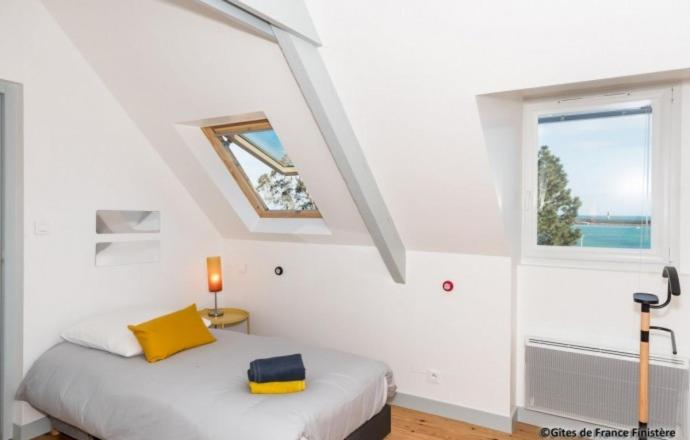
<box><xmin>536</xmin><ymin>104</ymin><xmax>652</xmax><ymax>249</ymax></box>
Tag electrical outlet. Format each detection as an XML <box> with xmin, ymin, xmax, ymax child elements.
<box><xmin>426</xmin><ymin>369</ymin><xmax>440</xmax><ymax>384</ymax></box>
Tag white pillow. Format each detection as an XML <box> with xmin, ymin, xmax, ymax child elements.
<box><xmin>61</xmin><ymin>306</ymin><xmax>211</xmax><ymax>357</ymax></box>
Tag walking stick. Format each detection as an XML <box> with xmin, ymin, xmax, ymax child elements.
<box><xmin>633</xmin><ymin>266</ymin><xmax>681</xmax><ymax>440</ymax></box>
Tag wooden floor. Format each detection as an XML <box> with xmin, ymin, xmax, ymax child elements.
<box><xmin>390</xmin><ymin>406</ymin><xmax>540</xmax><ymax>440</ymax></box>
<box><xmin>34</xmin><ymin>405</ymin><xmax>542</xmax><ymax>440</ymax></box>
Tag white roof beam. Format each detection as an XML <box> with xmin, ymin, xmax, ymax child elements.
<box><xmin>226</xmin><ymin>0</ymin><xmax>322</xmax><ymax>46</ymax></box>
<box><xmin>192</xmin><ymin>0</ymin><xmax>276</xmax><ymax>41</ymax></box>
<box><xmin>273</xmin><ymin>27</ymin><xmax>406</xmax><ymax>283</ymax></box>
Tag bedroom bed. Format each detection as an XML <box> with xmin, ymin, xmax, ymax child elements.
<box><xmin>17</xmin><ymin>330</ymin><xmax>395</xmax><ymax>440</ymax></box>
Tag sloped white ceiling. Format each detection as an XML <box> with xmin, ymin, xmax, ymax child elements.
<box><xmin>302</xmin><ymin>0</ymin><xmax>690</xmax><ymax>255</ymax></box>
<box><xmin>42</xmin><ymin>0</ymin><xmax>371</xmax><ymax>246</ymax></box>
<box><xmin>300</xmin><ymin>1</ymin><xmax>513</xmax><ymax>255</ymax></box>
<box><xmin>40</xmin><ymin>0</ymin><xmax>690</xmax><ymax>256</ymax></box>
<box><xmin>42</xmin><ymin>0</ymin><xmax>526</xmax><ymax>255</ymax></box>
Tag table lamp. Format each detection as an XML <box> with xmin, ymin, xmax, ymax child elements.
<box><xmin>206</xmin><ymin>256</ymin><xmax>224</xmax><ymax>317</ymax></box>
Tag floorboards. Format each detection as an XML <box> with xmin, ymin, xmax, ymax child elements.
<box><xmin>389</xmin><ymin>406</ymin><xmax>540</xmax><ymax>439</ymax></box>
<box><xmin>33</xmin><ymin>405</ymin><xmax>543</xmax><ymax>440</ymax></box>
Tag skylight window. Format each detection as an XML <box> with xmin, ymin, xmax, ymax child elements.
<box><xmin>202</xmin><ymin>120</ymin><xmax>320</xmax><ymax>218</ymax></box>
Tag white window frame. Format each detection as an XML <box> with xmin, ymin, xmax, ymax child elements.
<box><xmin>521</xmin><ymin>86</ymin><xmax>679</xmax><ymax>267</ymax></box>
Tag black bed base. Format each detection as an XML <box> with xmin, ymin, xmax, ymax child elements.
<box><xmin>345</xmin><ymin>404</ymin><xmax>391</xmax><ymax>440</ymax></box>
<box><xmin>49</xmin><ymin>404</ymin><xmax>391</xmax><ymax>440</ymax></box>
<box><xmin>49</xmin><ymin>417</ymin><xmax>96</xmax><ymax>440</ymax></box>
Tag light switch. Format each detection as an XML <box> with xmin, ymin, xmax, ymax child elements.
<box><xmin>34</xmin><ymin>220</ymin><xmax>50</xmax><ymax>235</ymax></box>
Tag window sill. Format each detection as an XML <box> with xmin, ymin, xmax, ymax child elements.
<box><xmin>519</xmin><ymin>256</ymin><xmax>669</xmax><ymax>274</ymax></box>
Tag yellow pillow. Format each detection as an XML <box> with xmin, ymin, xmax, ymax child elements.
<box><xmin>128</xmin><ymin>304</ymin><xmax>216</xmax><ymax>362</ymax></box>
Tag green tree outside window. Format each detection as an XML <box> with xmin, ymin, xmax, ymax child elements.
<box><xmin>537</xmin><ymin>145</ymin><xmax>582</xmax><ymax>246</ymax></box>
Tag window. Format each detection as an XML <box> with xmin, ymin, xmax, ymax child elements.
<box><xmin>522</xmin><ymin>87</ymin><xmax>677</xmax><ymax>264</ymax></box>
<box><xmin>202</xmin><ymin>119</ymin><xmax>320</xmax><ymax>218</ymax></box>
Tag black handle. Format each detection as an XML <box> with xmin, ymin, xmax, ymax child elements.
<box><xmin>652</xmin><ymin>266</ymin><xmax>681</xmax><ymax>309</ymax></box>
<box><xmin>650</xmin><ymin>326</ymin><xmax>677</xmax><ymax>355</ymax></box>
<box><xmin>663</xmin><ymin>266</ymin><xmax>681</xmax><ymax>296</ymax></box>
<box><xmin>651</xmin><ymin>266</ymin><xmax>681</xmax><ymax>355</ymax></box>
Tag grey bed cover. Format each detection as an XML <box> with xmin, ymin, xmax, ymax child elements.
<box><xmin>17</xmin><ymin>330</ymin><xmax>394</xmax><ymax>440</ymax></box>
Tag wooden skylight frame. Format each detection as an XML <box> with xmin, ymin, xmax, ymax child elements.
<box><xmin>202</xmin><ymin>119</ymin><xmax>321</xmax><ymax>219</ymax></box>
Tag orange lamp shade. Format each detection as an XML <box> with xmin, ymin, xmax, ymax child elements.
<box><xmin>206</xmin><ymin>256</ymin><xmax>223</xmax><ymax>293</ymax></box>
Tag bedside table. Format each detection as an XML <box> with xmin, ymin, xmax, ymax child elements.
<box><xmin>198</xmin><ymin>308</ymin><xmax>250</xmax><ymax>334</ymax></box>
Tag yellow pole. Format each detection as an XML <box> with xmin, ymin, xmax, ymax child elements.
<box><xmin>639</xmin><ymin>305</ymin><xmax>650</xmax><ymax>440</ymax></box>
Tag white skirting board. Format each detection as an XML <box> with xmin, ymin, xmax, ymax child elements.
<box><xmin>12</xmin><ymin>418</ymin><xmax>50</xmax><ymax>440</ymax></box>
<box><xmin>388</xmin><ymin>396</ymin><xmax>639</xmax><ymax>437</ymax></box>
<box><xmin>391</xmin><ymin>392</ymin><xmax>516</xmax><ymax>433</ymax></box>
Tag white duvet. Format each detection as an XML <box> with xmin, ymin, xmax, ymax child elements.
<box><xmin>17</xmin><ymin>330</ymin><xmax>395</xmax><ymax>440</ymax></box>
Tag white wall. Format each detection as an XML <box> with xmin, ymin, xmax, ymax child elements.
<box><xmin>475</xmin><ymin>94</ymin><xmax>524</xmax><ymax>411</ymax></box>
<box><xmin>0</xmin><ymin>0</ymin><xmax>221</xmax><ymax>414</ymax></box>
<box><xmin>222</xmin><ymin>239</ymin><xmax>514</xmax><ymax>418</ymax></box>
<box><xmin>476</xmin><ymin>94</ymin><xmax>524</xmax><ymax>259</ymax></box>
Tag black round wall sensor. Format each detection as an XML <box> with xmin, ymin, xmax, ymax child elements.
<box><xmin>274</xmin><ymin>266</ymin><xmax>284</xmax><ymax>276</ymax></box>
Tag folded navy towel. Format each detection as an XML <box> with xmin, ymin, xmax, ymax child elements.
<box><xmin>247</xmin><ymin>354</ymin><xmax>306</xmax><ymax>383</ymax></box>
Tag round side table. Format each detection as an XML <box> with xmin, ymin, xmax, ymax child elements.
<box><xmin>198</xmin><ymin>308</ymin><xmax>250</xmax><ymax>333</ymax></box>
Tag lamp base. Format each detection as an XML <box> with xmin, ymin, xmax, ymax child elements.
<box><xmin>208</xmin><ymin>290</ymin><xmax>223</xmax><ymax>317</ymax></box>
<box><xmin>208</xmin><ymin>308</ymin><xmax>224</xmax><ymax>318</ymax></box>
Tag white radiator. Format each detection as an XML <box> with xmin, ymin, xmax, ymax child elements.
<box><xmin>525</xmin><ymin>337</ymin><xmax>689</xmax><ymax>438</ymax></box>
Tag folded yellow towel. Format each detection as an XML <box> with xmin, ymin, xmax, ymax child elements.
<box><xmin>248</xmin><ymin>380</ymin><xmax>306</xmax><ymax>394</ymax></box>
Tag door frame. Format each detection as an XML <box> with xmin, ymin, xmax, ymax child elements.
<box><xmin>0</xmin><ymin>80</ymin><xmax>24</xmax><ymax>440</ymax></box>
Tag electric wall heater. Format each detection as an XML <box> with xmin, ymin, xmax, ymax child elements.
<box><xmin>525</xmin><ymin>337</ymin><xmax>689</xmax><ymax>438</ymax></box>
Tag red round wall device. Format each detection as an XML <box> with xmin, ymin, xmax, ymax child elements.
<box><xmin>442</xmin><ymin>280</ymin><xmax>454</xmax><ymax>292</ymax></box>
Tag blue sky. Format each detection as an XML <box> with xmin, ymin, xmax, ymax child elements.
<box><xmin>538</xmin><ymin>112</ymin><xmax>652</xmax><ymax>217</ymax></box>
<box><xmin>241</xmin><ymin>129</ymin><xmax>292</xmax><ymax>165</ymax></box>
